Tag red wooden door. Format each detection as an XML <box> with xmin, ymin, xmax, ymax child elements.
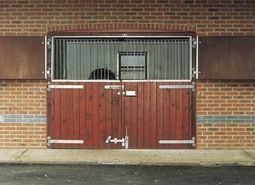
<box><xmin>48</xmin><ymin>82</ymin><xmax>123</xmax><ymax>149</ymax></box>
<box><xmin>123</xmin><ymin>82</ymin><xmax>195</xmax><ymax>149</ymax></box>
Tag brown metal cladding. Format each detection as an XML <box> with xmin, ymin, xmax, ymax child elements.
<box><xmin>198</xmin><ymin>36</ymin><xmax>255</xmax><ymax>80</ymax></box>
<box><xmin>0</xmin><ymin>36</ymin><xmax>45</xmax><ymax>79</ymax></box>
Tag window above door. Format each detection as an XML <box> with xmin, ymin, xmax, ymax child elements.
<box><xmin>51</xmin><ymin>36</ymin><xmax>192</xmax><ymax>82</ymax></box>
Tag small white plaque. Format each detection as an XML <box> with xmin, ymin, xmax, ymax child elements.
<box><xmin>125</xmin><ymin>91</ymin><xmax>136</xmax><ymax>96</ymax></box>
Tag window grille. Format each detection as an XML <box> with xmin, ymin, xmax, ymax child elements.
<box><xmin>52</xmin><ymin>37</ymin><xmax>191</xmax><ymax>81</ymax></box>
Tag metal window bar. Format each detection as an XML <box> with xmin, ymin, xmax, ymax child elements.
<box><xmin>52</xmin><ymin>38</ymin><xmax>191</xmax><ymax>81</ymax></box>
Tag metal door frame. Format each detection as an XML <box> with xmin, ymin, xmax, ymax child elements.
<box><xmin>47</xmin><ymin>34</ymin><xmax>197</xmax><ymax>149</ymax></box>
<box><xmin>49</xmin><ymin>35</ymin><xmax>194</xmax><ymax>83</ymax></box>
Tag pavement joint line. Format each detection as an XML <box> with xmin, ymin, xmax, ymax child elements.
<box><xmin>15</xmin><ymin>149</ymin><xmax>28</xmax><ymax>161</ymax></box>
<box><xmin>242</xmin><ymin>150</ymin><xmax>255</xmax><ymax>161</ymax></box>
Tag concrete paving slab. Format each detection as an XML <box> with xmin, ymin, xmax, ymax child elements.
<box><xmin>10</xmin><ymin>149</ymin><xmax>255</xmax><ymax>166</ymax></box>
<box><xmin>0</xmin><ymin>149</ymin><xmax>27</xmax><ymax>163</ymax></box>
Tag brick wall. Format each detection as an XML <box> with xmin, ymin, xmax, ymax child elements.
<box><xmin>0</xmin><ymin>0</ymin><xmax>253</xmax><ymax>36</ymax></box>
<box><xmin>0</xmin><ymin>0</ymin><xmax>254</xmax><ymax>148</ymax></box>
<box><xmin>196</xmin><ymin>81</ymin><xmax>255</xmax><ymax>149</ymax></box>
<box><xmin>0</xmin><ymin>80</ymin><xmax>46</xmax><ymax>148</ymax></box>
<box><xmin>0</xmin><ymin>123</ymin><xmax>46</xmax><ymax>148</ymax></box>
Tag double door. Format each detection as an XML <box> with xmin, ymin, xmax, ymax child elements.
<box><xmin>47</xmin><ymin>81</ymin><xmax>195</xmax><ymax>149</ymax></box>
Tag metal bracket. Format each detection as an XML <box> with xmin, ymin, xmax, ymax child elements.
<box><xmin>47</xmin><ymin>37</ymin><xmax>52</xmax><ymax>49</ymax></box>
<box><xmin>192</xmin><ymin>37</ymin><xmax>197</xmax><ymax>48</ymax></box>
<box><xmin>47</xmin><ymin>136</ymin><xmax>84</xmax><ymax>147</ymax></box>
<box><xmin>192</xmin><ymin>68</ymin><xmax>197</xmax><ymax>78</ymax></box>
<box><xmin>159</xmin><ymin>136</ymin><xmax>196</xmax><ymax>147</ymax></box>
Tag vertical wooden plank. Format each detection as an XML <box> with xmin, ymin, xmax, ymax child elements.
<box><xmin>124</xmin><ymin>82</ymin><xmax>139</xmax><ymax>149</ymax></box>
<box><xmin>175</xmin><ymin>88</ymin><xmax>183</xmax><ymax>149</ymax></box>
<box><xmin>98</xmin><ymin>83</ymin><xmax>106</xmax><ymax>148</ymax></box>
<box><xmin>156</xmin><ymin>82</ymin><xmax>164</xmax><ymax>149</ymax></box>
<box><xmin>72</xmin><ymin>88</ymin><xmax>80</xmax><ymax>148</ymax></box>
<box><xmin>85</xmin><ymin>83</ymin><xmax>93</xmax><ymax>148</ymax></box>
<box><xmin>162</xmin><ymin>84</ymin><xmax>170</xmax><ymax>149</ymax></box>
<box><xmin>123</xmin><ymin>83</ymin><xmax>131</xmax><ymax>148</ymax></box>
<box><xmin>137</xmin><ymin>83</ymin><xmax>144</xmax><ymax>148</ymax></box>
<box><xmin>92</xmin><ymin>83</ymin><xmax>100</xmax><ymax>148</ymax></box>
<box><xmin>66</xmin><ymin>89</ymin><xmax>75</xmax><ymax>147</ymax></box>
<box><xmin>169</xmin><ymin>84</ymin><xmax>177</xmax><ymax>149</ymax></box>
<box><xmin>59</xmin><ymin>89</ymin><xmax>68</xmax><ymax>148</ymax></box>
<box><xmin>150</xmin><ymin>82</ymin><xmax>157</xmax><ymax>148</ymax></box>
<box><xmin>182</xmin><ymin>88</ymin><xmax>191</xmax><ymax>149</ymax></box>
<box><xmin>129</xmin><ymin>83</ymin><xmax>138</xmax><ymax>149</ymax></box>
<box><xmin>105</xmin><ymin>83</ymin><xmax>112</xmax><ymax>149</ymax></box>
<box><xmin>50</xmin><ymin>89</ymin><xmax>61</xmax><ymax>148</ymax></box>
<box><xmin>111</xmin><ymin>83</ymin><xmax>122</xmax><ymax>149</ymax></box>
<box><xmin>79</xmin><ymin>83</ymin><xmax>86</xmax><ymax>148</ymax></box>
<box><xmin>53</xmin><ymin>90</ymin><xmax>61</xmax><ymax>141</ymax></box>
<box><xmin>143</xmin><ymin>82</ymin><xmax>151</xmax><ymax>148</ymax></box>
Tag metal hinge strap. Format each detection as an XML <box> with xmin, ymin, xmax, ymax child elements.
<box><xmin>47</xmin><ymin>82</ymin><xmax>84</xmax><ymax>91</ymax></box>
<box><xmin>159</xmin><ymin>137</ymin><xmax>196</xmax><ymax>147</ymax></box>
<box><xmin>47</xmin><ymin>136</ymin><xmax>84</xmax><ymax>147</ymax></box>
<box><xmin>159</xmin><ymin>85</ymin><xmax>194</xmax><ymax>89</ymax></box>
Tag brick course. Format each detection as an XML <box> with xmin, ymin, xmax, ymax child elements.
<box><xmin>197</xmin><ymin>81</ymin><xmax>255</xmax><ymax>116</ymax></box>
<box><xmin>0</xmin><ymin>80</ymin><xmax>46</xmax><ymax>115</ymax></box>
<box><xmin>0</xmin><ymin>123</ymin><xmax>46</xmax><ymax>148</ymax></box>
<box><xmin>197</xmin><ymin>123</ymin><xmax>255</xmax><ymax>149</ymax></box>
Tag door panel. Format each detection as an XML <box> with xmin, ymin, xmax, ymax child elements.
<box><xmin>48</xmin><ymin>82</ymin><xmax>194</xmax><ymax>149</ymax></box>
<box><xmin>48</xmin><ymin>82</ymin><xmax>123</xmax><ymax>149</ymax></box>
<box><xmin>123</xmin><ymin>82</ymin><xmax>194</xmax><ymax>149</ymax></box>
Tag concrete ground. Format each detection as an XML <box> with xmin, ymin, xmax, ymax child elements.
<box><xmin>0</xmin><ymin>164</ymin><xmax>255</xmax><ymax>185</ymax></box>
<box><xmin>0</xmin><ymin>149</ymin><xmax>254</xmax><ymax>166</ymax></box>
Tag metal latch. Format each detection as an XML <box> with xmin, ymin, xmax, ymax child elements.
<box><xmin>47</xmin><ymin>136</ymin><xmax>84</xmax><ymax>147</ymax></box>
<box><xmin>104</xmin><ymin>85</ymin><xmax>124</xmax><ymax>90</ymax></box>
<box><xmin>105</xmin><ymin>136</ymin><xmax>128</xmax><ymax>149</ymax></box>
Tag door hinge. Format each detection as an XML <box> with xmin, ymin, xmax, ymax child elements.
<box><xmin>192</xmin><ymin>68</ymin><xmax>197</xmax><ymax>78</ymax></box>
<box><xmin>192</xmin><ymin>37</ymin><xmax>197</xmax><ymax>48</ymax></box>
<box><xmin>47</xmin><ymin>37</ymin><xmax>52</xmax><ymax>49</ymax></box>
